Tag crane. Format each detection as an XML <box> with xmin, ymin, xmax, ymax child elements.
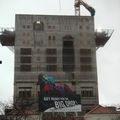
<box><xmin>74</xmin><ymin>0</ymin><xmax>95</xmax><ymax>16</ymax></box>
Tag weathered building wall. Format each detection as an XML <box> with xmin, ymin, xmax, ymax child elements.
<box><xmin>14</xmin><ymin>14</ymin><xmax>98</xmax><ymax>114</ymax></box>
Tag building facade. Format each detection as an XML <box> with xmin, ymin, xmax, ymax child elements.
<box><xmin>14</xmin><ymin>14</ymin><xmax>99</xmax><ymax>114</ymax></box>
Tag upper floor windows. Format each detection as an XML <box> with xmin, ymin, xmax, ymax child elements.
<box><xmin>80</xmin><ymin>49</ymin><xmax>92</xmax><ymax>56</ymax></box>
<box><xmin>18</xmin><ymin>87</ymin><xmax>32</xmax><ymax>98</ymax></box>
<box><xmin>33</xmin><ymin>21</ymin><xmax>44</xmax><ymax>31</ymax></box>
<box><xmin>48</xmin><ymin>25</ymin><xmax>55</xmax><ymax>30</ymax></box>
<box><xmin>81</xmin><ymin>90</ymin><xmax>93</xmax><ymax>97</ymax></box>
<box><xmin>80</xmin><ymin>65</ymin><xmax>92</xmax><ymax>72</ymax></box>
<box><xmin>20</xmin><ymin>65</ymin><xmax>31</xmax><ymax>72</ymax></box>
<box><xmin>46</xmin><ymin>48</ymin><xmax>57</xmax><ymax>55</ymax></box>
<box><xmin>20</xmin><ymin>48</ymin><xmax>31</xmax><ymax>55</ymax></box>
<box><xmin>81</xmin><ymin>87</ymin><xmax>94</xmax><ymax>97</ymax></box>
<box><xmin>46</xmin><ymin>65</ymin><xmax>57</xmax><ymax>72</ymax></box>
<box><xmin>20</xmin><ymin>56</ymin><xmax>31</xmax><ymax>63</ymax></box>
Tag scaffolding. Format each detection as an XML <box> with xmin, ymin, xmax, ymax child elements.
<box><xmin>0</xmin><ymin>28</ymin><xmax>15</xmax><ymax>46</ymax></box>
<box><xmin>95</xmin><ymin>29</ymin><xmax>114</xmax><ymax>49</ymax></box>
<box><xmin>0</xmin><ymin>28</ymin><xmax>113</xmax><ymax>51</ymax></box>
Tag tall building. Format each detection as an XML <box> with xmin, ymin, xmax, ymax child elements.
<box><xmin>0</xmin><ymin>5</ymin><xmax>113</xmax><ymax>116</ymax></box>
<box><xmin>13</xmin><ymin>14</ymin><xmax>98</xmax><ymax>114</ymax></box>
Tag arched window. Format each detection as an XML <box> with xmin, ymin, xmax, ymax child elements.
<box><xmin>33</xmin><ymin>21</ymin><xmax>44</xmax><ymax>31</ymax></box>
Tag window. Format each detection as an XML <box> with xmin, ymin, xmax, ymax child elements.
<box><xmin>46</xmin><ymin>48</ymin><xmax>57</xmax><ymax>55</ymax></box>
<box><xmin>48</xmin><ymin>26</ymin><xmax>51</xmax><ymax>29</ymax></box>
<box><xmin>80</xmin><ymin>26</ymin><xmax>82</xmax><ymax>29</ymax></box>
<box><xmin>19</xmin><ymin>87</ymin><xmax>32</xmax><ymax>98</ymax></box>
<box><xmin>63</xmin><ymin>57</ymin><xmax>74</xmax><ymax>63</ymax></box>
<box><xmin>53</xmin><ymin>36</ymin><xmax>55</xmax><ymax>40</ymax></box>
<box><xmin>80</xmin><ymin>49</ymin><xmax>91</xmax><ymax>55</ymax></box>
<box><xmin>81</xmin><ymin>90</ymin><xmax>93</xmax><ymax>97</ymax></box>
<box><xmin>33</xmin><ymin>21</ymin><xmax>44</xmax><ymax>31</ymax></box>
<box><xmin>63</xmin><ymin>65</ymin><xmax>74</xmax><ymax>72</ymax></box>
<box><xmin>63</xmin><ymin>49</ymin><xmax>74</xmax><ymax>55</ymax></box>
<box><xmin>80</xmin><ymin>65</ymin><xmax>92</xmax><ymax>71</ymax></box>
<box><xmin>46</xmin><ymin>65</ymin><xmax>57</xmax><ymax>71</ymax></box>
<box><xmin>19</xmin><ymin>91</ymin><xmax>31</xmax><ymax>98</ymax></box>
<box><xmin>48</xmin><ymin>35</ymin><xmax>51</xmax><ymax>40</ymax></box>
<box><xmin>27</xmin><ymin>25</ymin><xmax>30</xmax><ymax>29</ymax></box>
<box><xmin>20</xmin><ymin>56</ymin><xmax>31</xmax><ymax>63</ymax></box>
<box><xmin>20</xmin><ymin>48</ymin><xmax>31</xmax><ymax>55</ymax></box>
<box><xmin>20</xmin><ymin>65</ymin><xmax>31</xmax><ymax>72</ymax></box>
<box><xmin>80</xmin><ymin>57</ymin><xmax>92</xmax><ymax>64</ymax></box>
<box><xmin>46</xmin><ymin>57</ymin><xmax>57</xmax><ymax>63</ymax></box>
<box><xmin>81</xmin><ymin>87</ymin><xmax>94</xmax><ymax>97</ymax></box>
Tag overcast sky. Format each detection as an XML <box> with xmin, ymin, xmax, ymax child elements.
<box><xmin>0</xmin><ymin>0</ymin><xmax>120</xmax><ymax>106</ymax></box>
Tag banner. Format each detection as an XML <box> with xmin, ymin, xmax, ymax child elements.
<box><xmin>38</xmin><ymin>74</ymin><xmax>81</xmax><ymax>112</ymax></box>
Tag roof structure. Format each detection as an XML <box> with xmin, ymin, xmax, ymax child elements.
<box><xmin>85</xmin><ymin>105</ymin><xmax>117</xmax><ymax>114</ymax></box>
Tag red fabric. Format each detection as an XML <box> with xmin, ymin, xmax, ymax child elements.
<box><xmin>43</xmin><ymin>84</ymin><xmax>49</xmax><ymax>93</ymax></box>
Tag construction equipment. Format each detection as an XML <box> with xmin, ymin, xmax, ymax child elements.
<box><xmin>74</xmin><ymin>0</ymin><xmax>95</xmax><ymax>16</ymax></box>
<box><xmin>0</xmin><ymin>28</ymin><xmax>15</xmax><ymax>46</ymax></box>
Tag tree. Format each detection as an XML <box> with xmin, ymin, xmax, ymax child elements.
<box><xmin>6</xmin><ymin>98</ymin><xmax>37</xmax><ymax>120</ymax></box>
<box><xmin>0</xmin><ymin>101</ymin><xmax>11</xmax><ymax>120</ymax></box>
<box><xmin>0</xmin><ymin>99</ymin><xmax>36</xmax><ymax>120</ymax></box>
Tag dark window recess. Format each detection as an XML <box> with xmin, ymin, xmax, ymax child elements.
<box><xmin>72</xmin><ymin>73</ymin><xmax>74</xmax><ymax>79</ymax></box>
<box><xmin>20</xmin><ymin>56</ymin><xmax>31</xmax><ymax>63</ymax></box>
<box><xmin>48</xmin><ymin>26</ymin><xmax>51</xmax><ymax>29</ymax></box>
<box><xmin>38</xmin><ymin>91</ymin><xmax>40</xmax><ymax>96</ymax></box>
<box><xmin>63</xmin><ymin>57</ymin><xmax>74</xmax><ymax>63</ymax></box>
<box><xmin>62</xmin><ymin>40</ymin><xmax>74</xmax><ymax>72</ymax></box>
<box><xmin>72</xmin><ymin>81</ymin><xmax>76</xmax><ymax>85</ymax></box>
<box><xmin>48</xmin><ymin>36</ymin><xmax>51</xmax><ymax>40</ymax></box>
<box><xmin>20</xmin><ymin>48</ymin><xmax>31</xmax><ymax>55</ymax></box>
<box><xmin>19</xmin><ymin>91</ymin><xmax>31</xmax><ymax>98</ymax></box>
<box><xmin>63</xmin><ymin>49</ymin><xmax>74</xmax><ymax>55</ymax></box>
<box><xmin>53</xmin><ymin>36</ymin><xmax>55</xmax><ymax>40</ymax></box>
<box><xmin>46</xmin><ymin>65</ymin><xmax>57</xmax><ymax>71</ymax></box>
<box><xmin>80</xmin><ymin>57</ymin><xmax>92</xmax><ymax>64</ymax></box>
<box><xmin>20</xmin><ymin>65</ymin><xmax>31</xmax><ymax>72</ymax></box>
<box><xmin>33</xmin><ymin>21</ymin><xmax>44</xmax><ymax>31</ymax></box>
<box><xmin>63</xmin><ymin>65</ymin><xmax>74</xmax><ymax>72</ymax></box>
<box><xmin>81</xmin><ymin>90</ymin><xmax>94</xmax><ymax>97</ymax></box>
<box><xmin>80</xmin><ymin>49</ymin><xmax>91</xmax><ymax>55</ymax></box>
<box><xmin>63</xmin><ymin>41</ymin><xmax>73</xmax><ymax>48</ymax></box>
<box><xmin>80</xmin><ymin>65</ymin><xmax>92</xmax><ymax>71</ymax></box>
<box><xmin>46</xmin><ymin>57</ymin><xmax>57</xmax><ymax>63</ymax></box>
<box><xmin>46</xmin><ymin>48</ymin><xmax>57</xmax><ymax>55</ymax></box>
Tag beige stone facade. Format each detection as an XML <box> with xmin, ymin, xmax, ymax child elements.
<box><xmin>14</xmin><ymin>14</ymin><xmax>99</xmax><ymax>114</ymax></box>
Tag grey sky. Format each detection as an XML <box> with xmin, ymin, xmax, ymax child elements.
<box><xmin>0</xmin><ymin>0</ymin><xmax>120</xmax><ymax>105</ymax></box>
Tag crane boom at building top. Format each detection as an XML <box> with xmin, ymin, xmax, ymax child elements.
<box><xmin>74</xmin><ymin>0</ymin><xmax>95</xmax><ymax>16</ymax></box>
